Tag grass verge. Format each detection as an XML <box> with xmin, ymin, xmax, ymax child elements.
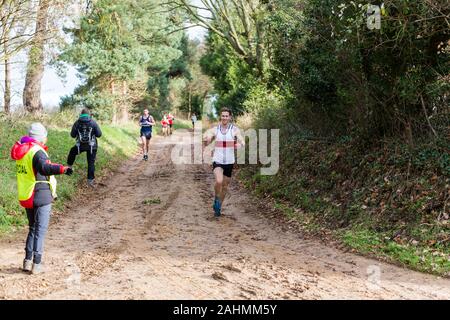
<box><xmin>238</xmin><ymin>136</ymin><xmax>450</xmax><ymax>277</ymax></box>
<box><xmin>0</xmin><ymin>111</ymin><xmax>139</xmax><ymax>234</ymax></box>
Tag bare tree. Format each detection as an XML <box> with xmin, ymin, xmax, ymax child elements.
<box><xmin>0</xmin><ymin>0</ymin><xmax>38</xmax><ymax>60</ymax></box>
<box><xmin>170</xmin><ymin>0</ymin><xmax>269</xmax><ymax>75</ymax></box>
<box><xmin>0</xmin><ymin>0</ymin><xmax>39</xmax><ymax>112</ymax></box>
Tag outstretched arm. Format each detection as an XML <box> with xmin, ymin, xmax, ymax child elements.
<box><xmin>33</xmin><ymin>151</ymin><xmax>66</xmax><ymax>176</ymax></box>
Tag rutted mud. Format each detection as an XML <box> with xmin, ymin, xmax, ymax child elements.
<box><xmin>0</xmin><ymin>131</ymin><xmax>449</xmax><ymax>300</ymax></box>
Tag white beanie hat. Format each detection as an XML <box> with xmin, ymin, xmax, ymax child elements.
<box><xmin>28</xmin><ymin>122</ymin><xmax>48</xmax><ymax>142</ymax></box>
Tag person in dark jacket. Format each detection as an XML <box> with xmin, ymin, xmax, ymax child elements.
<box><xmin>11</xmin><ymin>122</ymin><xmax>72</xmax><ymax>274</ymax></box>
<box><xmin>66</xmin><ymin>108</ymin><xmax>102</xmax><ymax>187</ymax></box>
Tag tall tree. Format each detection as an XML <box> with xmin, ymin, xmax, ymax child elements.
<box><xmin>23</xmin><ymin>0</ymin><xmax>50</xmax><ymax>113</ymax></box>
<box><xmin>61</xmin><ymin>0</ymin><xmax>184</xmax><ymax>121</ymax></box>
<box><xmin>3</xmin><ymin>32</ymin><xmax>10</xmax><ymax>113</ymax></box>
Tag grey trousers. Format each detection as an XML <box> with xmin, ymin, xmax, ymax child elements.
<box><xmin>25</xmin><ymin>204</ymin><xmax>51</xmax><ymax>264</ymax></box>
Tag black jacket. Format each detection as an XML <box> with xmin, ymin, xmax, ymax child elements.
<box><xmin>70</xmin><ymin>117</ymin><xmax>102</xmax><ymax>150</ymax></box>
<box><xmin>33</xmin><ymin>150</ymin><xmax>65</xmax><ymax>207</ymax></box>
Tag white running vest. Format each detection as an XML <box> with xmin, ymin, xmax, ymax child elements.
<box><xmin>213</xmin><ymin>124</ymin><xmax>236</xmax><ymax>165</ymax></box>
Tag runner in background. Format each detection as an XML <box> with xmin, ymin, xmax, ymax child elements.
<box><xmin>161</xmin><ymin>114</ymin><xmax>169</xmax><ymax>138</ymax></box>
<box><xmin>139</xmin><ymin>109</ymin><xmax>156</xmax><ymax>161</ymax></box>
<box><xmin>191</xmin><ymin>113</ymin><xmax>197</xmax><ymax>131</ymax></box>
<box><xmin>167</xmin><ymin>112</ymin><xmax>175</xmax><ymax>135</ymax></box>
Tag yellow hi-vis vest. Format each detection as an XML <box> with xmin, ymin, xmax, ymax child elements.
<box><xmin>16</xmin><ymin>144</ymin><xmax>57</xmax><ymax>206</ymax></box>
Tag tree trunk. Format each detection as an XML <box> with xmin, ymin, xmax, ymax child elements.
<box><xmin>4</xmin><ymin>32</ymin><xmax>11</xmax><ymax>113</ymax></box>
<box><xmin>23</xmin><ymin>0</ymin><xmax>50</xmax><ymax>113</ymax></box>
<box><xmin>188</xmin><ymin>84</ymin><xmax>192</xmax><ymax>119</ymax></box>
<box><xmin>1</xmin><ymin>5</ymin><xmax>11</xmax><ymax>113</ymax></box>
<box><xmin>110</xmin><ymin>78</ymin><xmax>118</xmax><ymax>123</ymax></box>
<box><xmin>120</xmin><ymin>80</ymin><xmax>129</xmax><ymax>123</ymax></box>
<box><xmin>4</xmin><ymin>55</ymin><xmax>11</xmax><ymax>113</ymax></box>
<box><xmin>255</xmin><ymin>20</ymin><xmax>266</xmax><ymax>77</ymax></box>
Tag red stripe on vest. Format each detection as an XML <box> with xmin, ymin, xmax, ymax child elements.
<box><xmin>215</xmin><ymin>141</ymin><xmax>235</xmax><ymax>148</ymax></box>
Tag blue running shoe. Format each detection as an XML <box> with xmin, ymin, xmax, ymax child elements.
<box><xmin>213</xmin><ymin>197</ymin><xmax>222</xmax><ymax>217</ymax></box>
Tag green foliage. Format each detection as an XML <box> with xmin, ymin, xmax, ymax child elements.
<box><xmin>60</xmin><ymin>89</ymin><xmax>116</xmax><ymax>121</ymax></box>
<box><xmin>266</xmin><ymin>0</ymin><xmax>449</xmax><ymax>138</ymax></box>
<box><xmin>60</xmin><ymin>0</ymin><xmax>184</xmax><ymax>114</ymax></box>
<box><xmin>200</xmin><ymin>33</ymin><xmax>255</xmax><ymax>116</ymax></box>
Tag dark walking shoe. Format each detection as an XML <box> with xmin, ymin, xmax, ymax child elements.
<box><xmin>87</xmin><ymin>179</ymin><xmax>96</xmax><ymax>188</ymax></box>
<box><xmin>23</xmin><ymin>259</ymin><xmax>32</xmax><ymax>272</ymax></box>
<box><xmin>31</xmin><ymin>263</ymin><xmax>42</xmax><ymax>275</ymax></box>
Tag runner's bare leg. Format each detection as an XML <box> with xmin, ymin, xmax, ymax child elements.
<box><xmin>214</xmin><ymin>167</ymin><xmax>224</xmax><ymax>201</ymax></box>
<box><xmin>221</xmin><ymin>176</ymin><xmax>231</xmax><ymax>205</ymax></box>
<box><xmin>141</xmin><ymin>136</ymin><xmax>146</xmax><ymax>155</ymax></box>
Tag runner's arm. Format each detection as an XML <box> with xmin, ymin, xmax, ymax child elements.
<box><xmin>70</xmin><ymin>121</ymin><xmax>78</xmax><ymax>138</ymax></box>
<box><xmin>203</xmin><ymin>127</ymin><xmax>215</xmax><ymax>145</ymax></box>
<box><xmin>234</xmin><ymin>127</ymin><xmax>245</xmax><ymax>148</ymax></box>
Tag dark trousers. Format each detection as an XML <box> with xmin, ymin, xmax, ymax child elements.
<box><xmin>25</xmin><ymin>204</ymin><xmax>51</xmax><ymax>264</ymax></box>
<box><xmin>67</xmin><ymin>146</ymin><xmax>97</xmax><ymax>180</ymax></box>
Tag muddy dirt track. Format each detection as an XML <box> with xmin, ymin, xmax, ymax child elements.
<box><xmin>1</xmin><ymin>131</ymin><xmax>449</xmax><ymax>299</ymax></box>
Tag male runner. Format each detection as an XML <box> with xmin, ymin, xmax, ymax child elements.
<box><xmin>167</xmin><ymin>112</ymin><xmax>175</xmax><ymax>135</ymax></box>
<box><xmin>139</xmin><ymin>109</ymin><xmax>156</xmax><ymax>161</ymax></box>
<box><xmin>204</xmin><ymin>108</ymin><xmax>244</xmax><ymax>217</ymax></box>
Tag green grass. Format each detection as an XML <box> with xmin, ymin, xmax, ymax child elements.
<box><xmin>0</xmin><ymin>111</ymin><xmax>139</xmax><ymax>234</ymax></box>
<box><xmin>172</xmin><ymin>119</ymin><xmax>193</xmax><ymax>130</ymax></box>
<box><xmin>342</xmin><ymin>228</ymin><xmax>450</xmax><ymax>275</ymax></box>
<box><xmin>238</xmin><ymin>135</ymin><xmax>450</xmax><ymax>277</ymax></box>
<box><xmin>142</xmin><ymin>197</ymin><xmax>161</xmax><ymax>205</ymax></box>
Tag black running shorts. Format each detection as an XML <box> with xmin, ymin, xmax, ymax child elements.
<box><xmin>213</xmin><ymin>162</ymin><xmax>234</xmax><ymax>178</ymax></box>
<box><xmin>140</xmin><ymin>129</ymin><xmax>152</xmax><ymax>140</ymax></box>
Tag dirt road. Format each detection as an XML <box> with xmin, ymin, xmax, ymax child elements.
<box><xmin>1</xmin><ymin>131</ymin><xmax>449</xmax><ymax>299</ymax></box>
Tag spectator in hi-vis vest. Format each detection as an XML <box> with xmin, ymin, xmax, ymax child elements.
<box><xmin>66</xmin><ymin>108</ymin><xmax>102</xmax><ymax>188</ymax></box>
<box><xmin>10</xmin><ymin>123</ymin><xmax>73</xmax><ymax>274</ymax></box>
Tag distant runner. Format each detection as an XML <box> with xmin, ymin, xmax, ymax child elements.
<box><xmin>67</xmin><ymin>108</ymin><xmax>102</xmax><ymax>188</ymax></box>
<box><xmin>139</xmin><ymin>109</ymin><xmax>155</xmax><ymax>161</ymax></box>
<box><xmin>161</xmin><ymin>114</ymin><xmax>169</xmax><ymax>138</ymax></box>
<box><xmin>167</xmin><ymin>112</ymin><xmax>175</xmax><ymax>135</ymax></box>
<box><xmin>191</xmin><ymin>113</ymin><xmax>197</xmax><ymax>130</ymax></box>
<box><xmin>204</xmin><ymin>107</ymin><xmax>245</xmax><ymax>217</ymax></box>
